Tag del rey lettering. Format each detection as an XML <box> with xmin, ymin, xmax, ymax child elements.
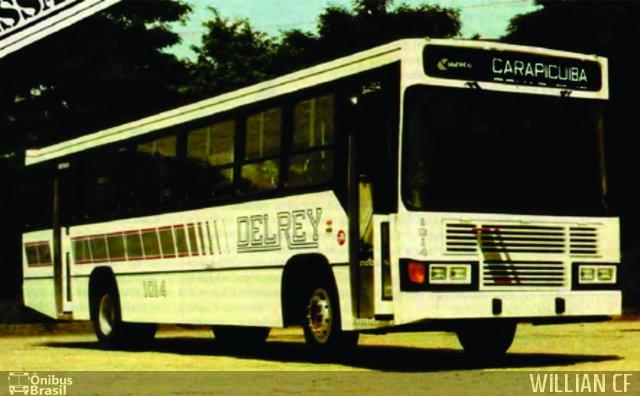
<box><xmin>237</xmin><ymin>208</ymin><xmax>323</xmax><ymax>253</ymax></box>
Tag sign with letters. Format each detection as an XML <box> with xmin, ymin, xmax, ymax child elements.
<box><xmin>236</xmin><ymin>208</ymin><xmax>323</xmax><ymax>253</ymax></box>
<box><xmin>423</xmin><ymin>44</ymin><xmax>603</xmax><ymax>92</ymax></box>
<box><xmin>0</xmin><ymin>0</ymin><xmax>122</xmax><ymax>58</ymax></box>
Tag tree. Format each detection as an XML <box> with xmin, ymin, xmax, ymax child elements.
<box><xmin>189</xmin><ymin>1</ymin><xmax>461</xmax><ymax>97</ymax></box>
<box><xmin>353</xmin><ymin>0</ymin><xmax>392</xmax><ymax>16</ymax></box>
<box><xmin>186</xmin><ymin>8</ymin><xmax>277</xmax><ymax>99</ymax></box>
<box><xmin>293</xmin><ymin>0</ymin><xmax>461</xmax><ymax>67</ymax></box>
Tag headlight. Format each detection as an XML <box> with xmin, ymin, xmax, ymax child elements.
<box><xmin>429</xmin><ymin>266</ymin><xmax>447</xmax><ymax>282</ymax></box>
<box><xmin>450</xmin><ymin>266</ymin><xmax>469</xmax><ymax>282</ymax></box>
<box><xmin>580</xmin><ymin>267</ymin><xmax>595</xmax><ymax>282</ymax></box>
<box><xmin>429</xmin><ymin>264</ymin><xmax>472</xmax><ymax>284</ymax></box>
<box><xmin>579</xmin><ymin>265</ymin><xmax>616</xmax><ymax>284</ymax></box>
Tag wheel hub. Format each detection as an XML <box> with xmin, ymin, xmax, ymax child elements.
<box><xmin>307</xmin><ymin>288</ymin><xmax>332</xmax><ymax>343</ymax></box>
<box><xmin>98</xmin><ymin>294</ymin><xmax>115</xmax><ymax>336</ymax></box>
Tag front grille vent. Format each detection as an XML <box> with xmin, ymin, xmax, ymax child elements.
<box><xmin>446</xmin><ymin>223</ymin><xmax>566</xmax><ymax>254</ymax></box>
<box><xmin>483</xmin><ymin>260</ymin><xmax>565</xmax><ymax>287</ymax></box>
<box><xmin>569</xmin><ymin>227</ymin><xmax>599</xmax><ymax>255</ymax></box>
<box><xmin>445</xmin><ymin>222</ymin><xmax>601</xmax><ymax>257</ymax></box>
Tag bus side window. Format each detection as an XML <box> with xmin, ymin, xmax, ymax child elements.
<box><xmin>83</xmin><ymin>147</ymin><xmax>136</xmax><ymax>219</ymax></box>
<box><xmin>286</xmin><ymin>94</ymin><xmax>335</xmax><ymax>188</ymax></box>
<box><xmin>240</xmin><ymin>107</ymin><xmax>282</xmax><ymax>193</ymax></box>
<box><xmin>186</xmin><ymin>119</ymin><xmax>235</xmax><ymax>201</ymax></box>
<box><xmin>136</xmin><ymin>135</ymin><xmax>178</xmax><ymax>208</ymax></box>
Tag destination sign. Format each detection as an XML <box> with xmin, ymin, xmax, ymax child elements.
<box><xmin>423</xmin><ymin>45</ymin><xmax>603</xmax><ymax>91</ymax></box>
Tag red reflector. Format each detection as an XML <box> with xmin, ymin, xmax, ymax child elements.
<box><xmin>408</xmin><ymin>262</ymin><xmax>426</xmax><ymax>284</ymax></box>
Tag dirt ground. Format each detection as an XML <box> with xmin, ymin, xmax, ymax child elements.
<box><xmin>1</xmin><ymin>320</ymin><xmax>639</xmax><ymax>394</ymax></box>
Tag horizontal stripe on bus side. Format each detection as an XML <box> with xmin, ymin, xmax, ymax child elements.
<box><xmin>24</xmin><ymin>275</ymin><xmax>55</xmax><ymax>280</ymax></box>
<box><xmin>70</xmin><ymin>262</ymin><xmax>349</xmax><ymax>278</ymax></box>
<box><xmin>27</xmin><ymin>262</ymin><xmax>53</xmax><ymax>268</ymax></box>
<box><xmin>24</xmin><ymin>240</ymin><xmax>51</xmax><ymax>246</ymax></box>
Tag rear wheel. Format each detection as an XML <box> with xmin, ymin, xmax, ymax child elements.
<box><xmin>92</xmin><ymin>285</ymin><xmax>126</xmax><ymax>346</ymax></box>
<box><xmin>303</xmin><ymin>281</ymin><xmax>358</xmax><ymax>353</ymax></box>
<box><xmin>456</xmin><ymin>320</ymin><xmax>517</xmax><ymax>359</ymax></box>
<box><xmin>92</xmin><ymin>282</ymin><xmax>156</xmax><ymax>348</ymax></box>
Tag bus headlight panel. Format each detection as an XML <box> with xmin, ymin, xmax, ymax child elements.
<box><xmin>580</xmin><ymin>267</ymin><xmax>595</xmax><ymax>282</ymax></box>
<box><xmin>579</xmin><ymin>265</ymin><xmax>616</xmax><ymax>284</ymax></box>
<box><xmin>429</xmin><ymin>265</ymin><xmax>447</xmax><ymax>282</ymax></box>
<box><xmin>429</xmin><ymin>264</ymin><xmax>472</xmax><ymax>284</ymax></box>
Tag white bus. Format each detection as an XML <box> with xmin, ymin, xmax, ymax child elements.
<box><xmin>21</xmin><ymin>38</ymin><xmax>620</xmax><ymax>356</ymax></box>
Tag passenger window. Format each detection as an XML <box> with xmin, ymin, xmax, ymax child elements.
<box><xmin>287</xmin><ymin>94</ymin><xmax>335</xmax><ymax>188</ymax></box>
<box><xmin>137</xmin><ymin>135</ymin><xmax>177</xmax><ymax>157</ymax></box>
<box><xmin>245</xmin><ymin>108</ymin><xmax>281</xmax><ymax>159</ymax></box>
<box><xmin>107</xmin><ymin>234</ymin><xmax>126</xmax><ymax>261</ymax></box>
<box><xmin>186</xmin><ymin>120</ymin><xmax>236</xmax><ymax>200</ymax></box>
<box><xmin>187</xmin><ymin>120</ymin><xmax>235</xmax><ymax>166</ymax></box>
<box><xmin>241</xmin><ymin>160</ymin><xmax>280</xmax><ymax>192</ymax></box>
<box><xmin>241</xmin><ymin>107</ymin><xmax>282</xmax><ymax>193</ymax></box>
<box><xmin>135</xmin><ymin>135</ymin><xmax>180</xmax><ymax>207</ymax></box>
<box><xmin>292</xmin><ymin>95</ymin><xmax>335</xmax><ymax>149</ymax></box>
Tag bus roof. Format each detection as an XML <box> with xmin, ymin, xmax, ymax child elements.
<box><xmin>25</xmin><ymin>38</ymin><xmax>606</xmax><ymax>166</ymax></box>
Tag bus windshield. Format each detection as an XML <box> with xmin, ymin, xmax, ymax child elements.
<box><xmin>402</xmin><ymin>86</ymin><xmax>607</xmax><ymax>216</ymax></box>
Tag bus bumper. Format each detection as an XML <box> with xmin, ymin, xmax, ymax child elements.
<box><xmin>397</xmin><ymin>290</ymin><xmax>621</xmax><ymax>324</ymax></box>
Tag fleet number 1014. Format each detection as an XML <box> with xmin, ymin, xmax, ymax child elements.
<box><xmin>143</xmin><ymin>280</ymin><xmax>167</xmax><ymax>298</ymax></box>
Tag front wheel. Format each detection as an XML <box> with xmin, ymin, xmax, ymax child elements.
<box><xmin>456</xmin><ymin>320</ymin><xmax>517</xmax><ymax>359</ymax></box>
<box><xmin>303</xmin><ymin>283</ymin><xmax>358</xmax><ymax>353</ymax></box>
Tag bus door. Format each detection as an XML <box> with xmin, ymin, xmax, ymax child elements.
<box><xmin>53</xmin><ymin>161</ymin><xmax>73</xmax><ymax>316</ymax></box>
<box><xmin>349</xmin><ymin>75</ymin><xmax>397</xmax><ymax>319</ymax></box>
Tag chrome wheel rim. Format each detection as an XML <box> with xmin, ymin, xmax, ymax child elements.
<box><xmin>307</xmin><ymin>288</ymin><xmax>332</xmax><ymax>344</ymax></box>
<box><xmin>98</xmin><ymin>294</ymin><xmax>115</xmax><ymax>336</ymax></box>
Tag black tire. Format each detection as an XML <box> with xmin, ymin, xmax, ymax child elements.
<box><xmin>457</xmin><ymin>320</ymin><xmax>517</xmax><ymax>359</ymax></box>
<box><xmin>212</xmin><ymin>326</ymin><xmax>270</xmax><ymax>350</ymax></box>
<box><xmin>92</xmin><ymin>283</ymin><xmax>126</xmax><ymax>347</ymax></box>
<box><xmin>302</xmin><ymin>279</ymin><xmax>359</xmax><ymax>353</ymax></box>
<box><xmin>92</xmin><ymin>281</ymin><xmax>157</xmax><ymax>348</ymax></box>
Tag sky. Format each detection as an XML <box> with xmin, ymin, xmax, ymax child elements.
<box><xmin>169</xmin><ymin>0</ymin><xmax>540</xmax><ymax>60</ymax></box>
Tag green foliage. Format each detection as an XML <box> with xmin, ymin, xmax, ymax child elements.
<box><xmin>313</xmin><ymin>3</ymin><xmax>460</xmax><ymax>62</ymax></box>
<box><xmin>353</xmin><ymin>0</ymin><xmax>393</xmax><ymax>16</ymax></box>
<box><xmin>1</xmin><ymin>1</ymin><xmax>461</xmax><ymax>145</ymax></box>
<box><xmin>188</xmin><ymin>1</ymin><xmax>461</xmax><ymax>97</ymax></box>
<box><xmin>186</xmin><ymin>8</ymin><xmax>277</xmax><ymax>98</ymax></box>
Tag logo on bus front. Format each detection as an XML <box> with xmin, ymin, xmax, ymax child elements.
<box><xmin>437</xmin><ymin>58</ymin><xmax>473</xmax><ymax>71</ymax></box>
